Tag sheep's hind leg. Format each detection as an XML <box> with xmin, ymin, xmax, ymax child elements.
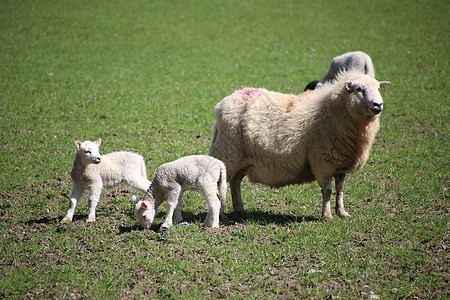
<box><xmin>230</xmin><ymin>171</ymin><xmax>246</xmax><ymax>216</ymax></box>
<box><xmin>321</xmin><ymin>179</ymin><xmax>333</xmax><ymax>219</ymax></box>
<box><xmin>335</xmin><ymin>173</ymin><xmax>350</xmax><ymax>217</ymax></box>
<box><xmin>61</xmin><ymin>185</ymin><xmax>83</xmax><ymax>223</ymax></box>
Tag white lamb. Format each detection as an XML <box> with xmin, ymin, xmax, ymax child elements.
<box><xmin>305</xmin><ymin>51</ymin><xmax>375</xmax><ymax>91</ymax></box>
<box><xmin>61</xmin><ymin>139</ymin><xmax>151</xmax><ymax>223</ymax></box>
<box><xmin>132</xmin><ymin>155</ymin><xmax>227</xmax><ymax>231</ymax></box>
<box><xmin>210</xmin><ymin>71</ymin><xmax>390</xmax><ymax>219</ymax></box>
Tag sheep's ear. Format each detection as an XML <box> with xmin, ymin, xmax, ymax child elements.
<box><xmin>95</xmin><ymin>139</ymin><xmax>102</xmax><ymax>147</ymax></box>
<box><xmin>75</xmin><ymin>140</ymin><xmax>82</xmax><ymax>149</ymax></box>
<box><xmin>345</xmin><ymin>81</ymin><xmax>354</xmax><ymax>92</ymax></box>
<box><xmin>379</xmin><ymin>81</ymin><xmax>391</xmax><ymax>90</ymax></box>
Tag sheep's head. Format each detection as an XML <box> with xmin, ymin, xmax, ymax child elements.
<box><xmin>132</xmin><ymin>195</ymin><xmax>157</xmax><ymax>229</ymax></box>
<box><xmin>75</xmin><ymin>139</ymin><xmax>102</xmax><ymax>165</ymax></box>
<box><xmin>304</xmin><ymin>80</ymin><xmax>323</xmax><ymax>91</ymax></box>
<box><xmin>344</xmin><ymin>75</ymin><xmax>390</xmax><ymax>119</ymax></box>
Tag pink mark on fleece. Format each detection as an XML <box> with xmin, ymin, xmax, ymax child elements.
<box><xmin>241</xmin><ymin>88</ymin><xmax>262</xmax><ymax>98</ymax></box>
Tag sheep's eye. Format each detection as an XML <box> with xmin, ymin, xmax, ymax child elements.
<box><xmin>85</xmin><ymin>150</ymin><xmax>91</xmax><ymax>154</ymax></box>
<box><xmin>355</xmin><ymin>87</ymin><xmax>364</xmax><ymax>94</ymax></box>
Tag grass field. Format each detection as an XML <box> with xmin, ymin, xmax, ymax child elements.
<box><xmin>0</xmin><ymin>0</ymin><xmax>448</xmax><ymax>298</ymax></box>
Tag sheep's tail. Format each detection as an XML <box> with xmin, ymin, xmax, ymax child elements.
<box><xmin>217</xmin><ymin>162</ymin><xmax>227</xmax><ymax>205</ymax></box>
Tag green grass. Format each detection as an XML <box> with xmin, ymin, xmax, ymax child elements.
<box><xmin>0</xmin><ymin>0</ymin><xmax>448</xmax><ymax>298</ymax></box>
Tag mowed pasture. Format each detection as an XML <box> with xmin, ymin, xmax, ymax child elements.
<box><xmin>0</xmin><ymin>0</ymin><xmax>448</xmax><ymax>298</ymax></box>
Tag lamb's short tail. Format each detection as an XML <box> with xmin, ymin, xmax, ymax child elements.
<box><xmin>140</xmin><ymin>156</ymin><xmax>151</xmax><ymax>191</ymax></box>
<box><xmin>217</xmin><ymin>162</ymin><xmax>227</xmax><ymax>205</ymax></box>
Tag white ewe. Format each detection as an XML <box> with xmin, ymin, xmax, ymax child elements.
<box><xmin>209</xmin><ymin>71</ymin><xmax>390</xmax><ymax>219</ymax></box>
<box><xmin>132</xmin><ymin>155</ymin><xmax>227</xmax><ymax>231</ymax></box>
<box><xmin>61</xmin><ymin>139</ymin><xmax>151</xmax><ymax>223</ymax></box>
<box><xmin>305</xmin><ymin>51</ymin><xmax>375</xmax><ymax>91</ymax></box>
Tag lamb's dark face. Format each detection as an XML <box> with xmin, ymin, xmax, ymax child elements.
<box><xmin>345</xmin><ymin>77</ymin><xmax>390</xmax><ymax>118</ymax></box>
<box><xmin>76</xmin><ymin>140</ymin><xmax>102</xmax><ymax>165</ymax></box>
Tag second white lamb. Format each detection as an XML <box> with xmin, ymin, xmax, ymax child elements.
<box><xmin>132</xmin><ymin>155</ymin><xmax>227</xmax><ymax>231</ymax></box>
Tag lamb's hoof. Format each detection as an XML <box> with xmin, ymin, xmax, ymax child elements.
<box><xmin>177</xmin><ymin>221</ymin><xmax>190</xmax><ymax>228</ymax></box>
<box><xmin>86</xmin><ymin>217</ymin><xmax>96</xmax><ymax>223</ymax></box>
<box><xmin>337</xmin><ymin>211</ymin><xmax>350</xmax><ymax>218</ymax></box>
<box><xmin>159</xmin><ymin>226</ymin><xmax>171</xmax><ymax>235</ymax></box>
<box><xmin>322</xmin><ymin>214</ymin><xmax>333</xmax><ymax>220</ymax></box>
<box><xmin>61</xmin><ymin>217</ymin><xmax>72</xmax><ymax>223</ymax></box>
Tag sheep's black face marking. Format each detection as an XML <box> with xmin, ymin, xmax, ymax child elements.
<box><xmin>305</xmin><ymin>80</ymin><xmax>321</xmax><ymax>91</ymax></box>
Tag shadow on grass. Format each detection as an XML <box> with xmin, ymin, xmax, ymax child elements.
<box><xmin>224</xmin><ymin>210</ymin><xmax>320</xmax><ymax>225</ymax></box>
<box><xmin>118</xmin><ymin>209</ymin><xmax>320</xmax><ymax>234</ymax></box>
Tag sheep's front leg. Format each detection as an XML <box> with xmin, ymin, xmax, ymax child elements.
<box><xmin>321</xmin><ymin>179</ymin><xmax>333</xmax><ymax>219</ymax></box>
<box><xmin>230</xmin><ymin>171</ymin><xmax>246</xmax><ymax>215</ymax></box>
<box><xmin>335</xmin><ymin>173</ymin><xmax>350</xmax><ymax>217</ymax></box>
<box><xmin>61</xmin><ymin>185</ymin><xmax>83</xmax><ymax>223</ymax></box>
<box><xmin>161</xmin><ymin>186</ymin><xmax>181</xmax><ymax>230</ymax></box>
<box><xmin>86</xmin><ymin>185</ymin><xmax>102</xmax><ymax>223</ymax></box>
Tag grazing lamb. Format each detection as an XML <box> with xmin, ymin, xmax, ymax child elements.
<box><xmin>305</xmin><ymin>51</ymin><xmax>375</xmax><ymax>91</ymax></box>
<box><xmin>209</xmin><ymin>71</ymin><xmax>390</xmax><ymax>219</ymax></box>
<box><xmin>61</xmin><ymin>139</ymin><xmax>151</xmax><ymax>223</ymax></box>
<box><xmin>132</xmin><ymin>155</ymin><xmax>227</xmax><ymax>230</ymax></box>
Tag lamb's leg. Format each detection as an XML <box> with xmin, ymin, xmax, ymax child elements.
<box><xmin>335</xmin><ymin>173</ymin><xmax>350</xmax><ymax>217</ymax></box>
<box><xmin>174</xmin><ymin>194</ymin><xmax>184</xmax><ymax>224</ymax></box>
<box><xmin>230</xmin><ymin>171</ymin><xmax>246</xmax><ymax>215</ymax></box>
<box><xmin>61</xmin><ymin>185</ymin><xmax>83</xmax><ymax>223</ymax></box>
<box><xmin>161</xmin><ymin>186</ymin><xmax>181</xmax><ymax>230</ymax></box>
<box><xmin>202</xmin><ymin>185</ymin><xmax>221</xmax><ymax>228</ymax></box>
<box><xmin>321</xmin><ymin>179</ymin><xmax>333</xmax><ymax>219</ymax></box>
<box><xmin>205</xmin><ymin>194</ymin><xmax>221</xmax><ymax>229</ymax></box>
<box><xmin>86</xmin><ymin>186</ymin><xmax>102</xmax><ymax>223</ymax></box>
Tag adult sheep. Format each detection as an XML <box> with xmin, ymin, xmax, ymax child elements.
<box><xmin>209</xmin><ymin>71</ymin><xmax>390</xmax><ymax>219</ymax></box>
<box><xmin>305</xmin><ymin>51</ymin><xmax>375</xmax><ymax>91</ymax></box>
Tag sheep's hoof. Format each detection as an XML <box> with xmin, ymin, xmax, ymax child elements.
<box><xmin>177</xmin><ymin>221</ymin><xmax>190</xmax><ymax>228</ymax></box>
<box><xmin>232</xmin><ymin>209</ymin><xmax>248</xmax><ymax>220</ymax></box>
<box><xmin>219</xmin><ymin>213</ymin><xmax>229</xmax><ymax>222</ymax></box>
<box><xmin>86</xmin><ymin>217</ymin><xmax>96</xmax><ymax>223</ymax></box>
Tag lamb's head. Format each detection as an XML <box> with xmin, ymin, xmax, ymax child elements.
<box><xmin>75</xmin><ymin>139</ymin><xmax>102</xmax><ymax>165</ymax></box>
<box><xmin>132</xmin><ymin>195</ymin><xmax>157</xmax><ymax>229</ymax></box>
<box><xmin>343</xmin><ymin>74</ymin><xmax>390</xmax><ymax>119</ymax></box>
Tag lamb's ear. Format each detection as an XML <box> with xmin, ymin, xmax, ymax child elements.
<box><xmin>141</xmin><ymin>201</ymin><xmax>149</xmax><ymax>209</ymax></box>
<box><xmin>379</xmin><ymin>81</ymin><xmax>391</xmax><ymax>90</ymax></box>
<box><xmin>75</xmin><ymin>140</ymin><xmax>82</xmax><ymax>149</ymax></box>
<box><xmin>132</xmin><ymin>195</ymin><xmax>140</xmax><ymax>205</ymax></box>
<box><xmin>345</xmin><ymin>81</ymin><xmax>354</xmax><ymax>92</ymax></box>
<box><xmin>95</xmin><ymin>139</ymin><xmax>102</xmax><ymax>147</ymax></box>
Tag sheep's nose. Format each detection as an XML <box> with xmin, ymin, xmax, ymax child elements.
<box><xmin>371</xmin><ymin>102</ymin><xmax>383</xmax><ymax>114</ymax></box>
<box><xmin>95</xmin><ymin>157</ymin><xmax>101</xmax><ymax>163</ymax></box>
